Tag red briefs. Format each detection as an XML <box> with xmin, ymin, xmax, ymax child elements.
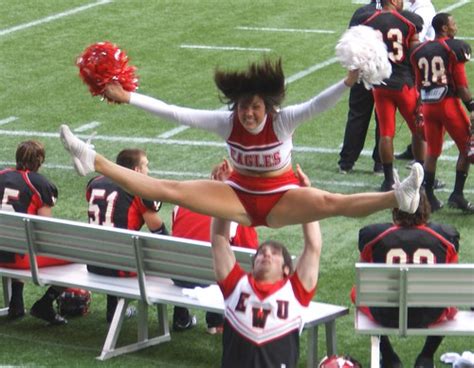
<box><xmin>373</xmin><ymin>85</ymin><xmax>418</xmax><ymax>137</ymax></box>
<box><xmin>423</xmin><ymin>97</ymin><xmax>470</xmax><ymax>157</ymax></box>
<box><xmin>225</xmin><ymin>169</ymin><xmax>300</xmax><ymax>226</ymax></box>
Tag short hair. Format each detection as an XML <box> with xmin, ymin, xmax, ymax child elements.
<box><xmin>432</xmin><ymin>13</ymin><xmax>451</xmax><ymax>35</ymax></box>
<box><xmin>115</xmin><ymin>148</ymin><xmax>146</xmax><ymax>170</ymax></box>
<box><xmin>214</xmin><ymin>57</ymin><xmax>286</xmax><ymax>114</ymax></box>
<box><xmin>252</xmin><ymin>240</ymin><xmax>294</xmax><ymax>275</ymax></box>
<box><xmin>392</xmin><ymin>188</ymin><xmax>431</xmax><ymax>227</ymax></box>
<box><xmin>15</xmin><ymin>140</ymin><xmax>45</xmax><ymax>172</ymax></box>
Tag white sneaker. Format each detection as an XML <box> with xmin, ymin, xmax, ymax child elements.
<box><xmin>59</xmin><ymin>124</ymin><xmax>96</xmax><ymax>176</ymax></box>
<box><xmin>393</xmin><ymin>162</ymin><xmax>424</xmax><ymax>213</ymax></box>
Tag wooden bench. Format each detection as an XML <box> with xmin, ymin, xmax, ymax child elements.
<box><xmin>0</xmin><ymin>211</ymin><xmax>349</xmax><ymax>366</ymax></box>
<box><xmin>354</xmin><ymin>263</ymin><xmax>474</xmax><ymax>368</ymax></box>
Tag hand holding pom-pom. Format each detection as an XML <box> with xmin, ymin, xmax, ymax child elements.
<box><xmin>76</xmin><ymin>42</ymin><xmax>138</xmax><ymax>103</ymax></box>
<box><xmin>335</xmin><ymin>25</ymin><xmax>392</xmax><ymax>89</ymax></box>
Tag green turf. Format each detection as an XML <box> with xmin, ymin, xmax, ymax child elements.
<box><xmin>0</xmin><ymin>0</ymin><xmax>473</xmax><ymax>366</ymax></box>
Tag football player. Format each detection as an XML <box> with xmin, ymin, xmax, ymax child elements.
<box><xmin>85</xmin><ymin>148</ymin><xmax>167</xmax><ymax>322</ymax></box>
<box><xmin>411</xmin><ymin>13</ymin><xmax>474</xmax><ymax>212</ymax></box>
<box><xmin>0</xmin><ymin>140</ymin><xmax>67</xmax><ymax>325</ymax></box>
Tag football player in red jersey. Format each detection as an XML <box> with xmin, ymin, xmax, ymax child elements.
<box><xmin>211</xmin><ymin>165</ymin><xmax>321</xmax><ymax>368</ymax></box>
<box><xmin>353</xmin><ymin>190</ymin><xmax>459</xmax><ymax>367</ymax></box>
<box><xmin>411</xmin><ymin>13</ymin><xmax>474</xmax><ymax>212</ymax></box>
<box><xmin>0</xmin><ymin>141</ymin><xmax>67</xmax><ymax>325</ymax></box>
<box><xmin>354</xmin><ymin>0</ymin><xmax>427</xmax><ymax>191</ymax></box>
<box><xmin>171</xmin><ymin>159</ymin><xmax>258</xmax><ymax>334</ymax></box>
<box><xmin>85</xmin><ymin>148</ymin><xmax>167</xmax><ymax>322</ymax></box>
<box><xmin>60</xmin><ymin>57</ymin><xmax>425</xmax><ymax>229</ymax></box>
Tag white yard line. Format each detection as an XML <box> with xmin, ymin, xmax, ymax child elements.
<box><xmin>180</xmin><ymin>45</ymin><xmax>271</xmax><ymax>52</ymax></box>
<box><xmin>458</xmin><ymin>36</ymin><xmax>474</xmax><ymax>40</ymax></box>
<box><xmin>74</xmin><ymin>121</ymin><xmax>101</xmax><ymax>132</ymax></box>
<box><xmin>0</xmin><ymin>116</ymin><xmax>18</xmax><ymax>126</ymax></box>
<box><xmin>0</xmin><ymin>0</ymin><xmax>112</xmax><ymax>37</ymax></box>
<box><xmin>157</xmin><ymin>126</ymin><xmax>190</xmax><ymax>138</ymax></box>
<box><xmin>236</xmin><ymin>26</ymin><xmax>335</xmax><ymax>34</ymax></box>
<box><xmin>439</xmin><ymin>0</ymin><xmax>471</xmax><ymax>12</ymax></box>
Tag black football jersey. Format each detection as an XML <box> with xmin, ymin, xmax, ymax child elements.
<box><xmin>411</xmin><ymin>38</ymin><xmax>471</xmax><ymax>101</ymax></box>
<box><xmin>358</xmin><ymin>10</ymin><xmax>423</xmax><ymax>89</ymax></box>
<box><xmin>0</xmin><ymin>169</ymin><xmax>57</xmax><ymax>214</ymax></box>
<box><xmin>86</xmin><ymin>176</ymin><xmax>161</xmax><ymax>230</ymax></box>
<box><xmin>358</xmin><ymin>222</ymin><xmax>459</xmax><ymax>328</ymax></box>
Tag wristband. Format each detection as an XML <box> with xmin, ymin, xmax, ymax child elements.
<box><xmin>152</xmin><ymin>223</ymin><xmax>169</xmax><ymax>235</ymax></box>
<box><xmin>463</xmin><ymin>99</ymin><xmax>474</xmax><ymax>112</ymax></box>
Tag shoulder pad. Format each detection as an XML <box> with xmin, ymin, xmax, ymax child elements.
<box><xmin>358</xmin><ymin>223</ymin><xmax>391</xmax><ymax>252</ymax></box>
<box><xmin>445</xmin><ymin>38</ymin><xmax>472</xmax><ymax>62</ymax></box>
<box><xmin>428</xmin><ymin>222</ymin><xmax>460</xmax><ymax>252</ymax></box>
<box><xmin>401</xmin><ymin>10</ymin><xmax>424</xmax><ymax>32</ymax></box>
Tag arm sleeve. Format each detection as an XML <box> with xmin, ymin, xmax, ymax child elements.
<box><xmin>218</xmin><ymin>262</ymin><xmax>246</xmax><ymax>299</ymax></box>
<box><xmin>29</xmin><ymin>173</ymin><xmax>58</xmax><ymax>207</ymax></box>
<box><xmin>129</xmin><ymin>92</ymin><xmax>233</xmax><ymax>138</ymax></box>
<box><xmin>275</xmin><ymin>80</ymin><xmax>349</xmax><ymax>137</ymax></box>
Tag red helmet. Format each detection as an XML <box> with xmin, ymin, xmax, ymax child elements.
<box><xmin>57</xmin><ymin>288</ymin><xmax>91</xmax><ymax>317</ymax></box>
<box><xmin>319</xmin><ymin>355</ymin><xmax>362</xmax><ymax>368</ymax></box>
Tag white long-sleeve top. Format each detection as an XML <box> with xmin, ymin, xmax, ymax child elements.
<box><xmin>130</xmin><ymin>80</ymin><xmax>348</xmax><ymax>172</ymax></box>
<box><xmin>408</xmin><ymin>0</ymin><xmax>436</xmax><ymax>42</ymax></box>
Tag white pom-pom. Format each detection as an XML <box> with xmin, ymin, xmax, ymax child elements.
<box><xmin>335</xmin><ymin>25</ymin><xmax>392</xmax><ymax>89</ymax></box>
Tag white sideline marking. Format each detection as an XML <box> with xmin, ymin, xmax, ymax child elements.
<box><xmin>180</xmin><ymin>45</ymin><xmax>271</xmax><ymax>52</ymax></box>
<box><xmin>458</xmin><ymin>36</ymin><xmax>474</xmax><ymax>40</ymax></box>
<box><xmin>157</xmin><ymin>126</ymin><xmax>189</xmax><ymax>138</ymax></box>
<box><xmin>236</xmin><ymin>26</ymin><xmax>335</xmax><ymax>34</ymax></box>
<box><xmin>74</xmin><ymin>121</ymin><xmax>101</xmax><ymax>132</ymax></box>
<box><xmin>1</xmin><ymin>160</ymin><xmax>471</xmax><ymax>193</ymax></box>
<box><xmin>0</xmin><ymin>129</ymin><xmax>460</xmax><ymax>162</ymax></box>
<box><xmin>0</xmin><ymin>116</ymin><xmax>18</xmax><ymax>126</ymax></box>
<box><xmin>440</xmin><ymin>0</ymin><xmax>471</xmax><ymax>12</ymax></box>
<box><xmin>0</xmin><ymin>0</ymin><xmax>112</xmax><ymax>37</ymax></box>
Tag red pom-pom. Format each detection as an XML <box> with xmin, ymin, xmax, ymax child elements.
<box><xmin>76</xmin><ymin>41</ymin><xmax>138</xmax><ymax>102</ymax></box>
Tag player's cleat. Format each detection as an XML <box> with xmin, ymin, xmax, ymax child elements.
<box><xmin>395</xmin><ymin>145</ymin><xmax>414</xmax><ymax>160</ymax></box>
<box><xmin>447</xmin><ymin>193</ymin><xmax>474</xmax><ymax>213</ymax></box>
<box><xmin>414</xmin><ymin>355</ymin><xmax>434</xmax><ymax>368</ymax></box>
<box><xmin>59</xmin><ymin>124</ymin><xmax>96</xmax><ymax>176</ymax></box>
<box><xmin>30</xmin><ymin>300</ymin><xmax>67</xmax><ymax>325</ymax></box>
<box><xmin>373</xmin><ymin>162</ymin><xmax>384</xmax><ymax>176</ymax></box>
<box><xmin>427</xmin><ymin>193</ymin><xmax>443</xmax><ymax>212</ymax></box>
<box><xmin>393</xmin><ymin>163</ymin><xmax>424</xmax><ymax>214</ymax></box>
<box><xmin>173</xmin><ymin>314</ymin><xmax>197</xmax><ymax>332</ymax></box>
<box><xmin>380</xmin><ymin>179</ymin><xmax>394</xmax><ymax>192</ymax></box>
<box><xmin>7</xmin><ymin>303</ymin><xmax>25</xmax><ymax>320</ymax></box>
<box><xmin>433</xmin><ymin>179</ymin><xmax>446</xmax><ymax>190</ymax></box>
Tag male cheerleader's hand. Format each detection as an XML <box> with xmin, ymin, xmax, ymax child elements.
<box><xmin>104</xmin><ymin>82</ymin><xmax>132</xmax><ymax>104</ymax></box>
<box><xmin>296</xmin><ymin>164</ymin><xmax>311</xmax><ymax>188</ymax></box>
<box><xmin>211</xmin><ymin>158</ymin><xmax>233</xmax><ymax>182</ymax></box>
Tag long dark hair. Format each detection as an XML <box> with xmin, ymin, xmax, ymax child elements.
<box><xmin>214</xmin><ymin>58</ymin><xmax>286</xmax><ymax>114</ymax></box>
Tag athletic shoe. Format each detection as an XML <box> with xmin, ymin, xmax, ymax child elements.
<box><xmin>447</xmin><ymin>193</ymin><xmax>474</xmax><ymax>213</ymax></box>
<box><xmin>7</xmin><ymin>303</ymin><xmax>25</xmax><ymax>320</ymax></box>
<box><xmin>393</xmin><ymin>163</ymin><xmax>424</xmax><ymax>214</ymax></box>
<box><xmin>59</xmin><ymin>124</ymin><xmax>96</xmax><ymax>176</ymax></box>
<box><xmin>427</xmin><ymin>193</ymin><xmax>443</xmax><ymax>212</ymax></box>
<box><xmin>405</xmin><ymin>159</ymin><xmax>415</xmax><ymax>170</ymax></box>
<box><xmin>414</xmin><ymin>355</ymin><xmax>434</xmax><ymax>368</ymax></box>
<box><xmin>433</xmin><ymin>179</ymin><xmax>445</xmax><ymax>190</ymax></box>
<box><xmin>173</xmin><ymin>314</ymin><xmax>197</xmax><ymax>332</ymax></box>
<box><xmin>395</xmin><ymin>145</ymin><xmax>414</xmax><ymax>160</ymax></box>
<box><xmin>338</xmin><ymin>165</ymin><xmax>353</xmax><ymax>174</ymax></box>
<box><xmin>30</xmin><ymin>300</ymin><xmax>67</xmax><ymax>325</ymax></box>
<box><xmin>380</xmin><ymin>354</ymin><xmax>403</xmax><ymax>368</ymax></box>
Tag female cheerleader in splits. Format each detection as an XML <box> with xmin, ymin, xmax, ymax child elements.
<box><xmin>61</xmin><ymin>58</ymin><xmax>423</xmax><ymax>227</ymax></box>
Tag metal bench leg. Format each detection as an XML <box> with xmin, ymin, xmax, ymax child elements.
<box><xmin>97</xmin><ymin>299</ymin><xmax>171</xmax><ymax>360</ymax></box>
<box><xmin>325</xmin><ymin>320</ymin><xmax>337</xmax><ymax>356</ymax></box>
<box><xmin>306</xmin><ymin>325</ymin><xmax>318</xmax><ymax>368</ymax></box>
<box><xmin>0</xmin><ymin>277</ymin><xmax>11</xmax><ymax>316</ymax></box>
<box><xmin>370</xmin><ymin>335</ymin><xmax>381</xmax><ymax>368</ymax></box>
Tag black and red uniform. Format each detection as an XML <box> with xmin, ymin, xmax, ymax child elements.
<box><xmin>0</xmin><ymin>168</ymin><xmax>67</xmax><ymax>268</ymax></box>
<box><xmin>354</xmin><ymin>222</ymin><xmax>459</xmax><ymax>328</ymax></box>
<box><xmin>86</xmin><ymin>175</ymin><xmax>161</xmax><ymax>276</ymax></box>
<box><xmin>411</xmin><ymin>38</ymin><xmax>472</xmax><ymax>157</ymax></box>
<box><xmin>355</xmin><ymin>9</ymin><xmax>423</xmax><ymax>137</ymax></box>
<box><xmin>218</xmin><ymin>263</ymin><xmax>315</xmax><ymax>368</ymax></box>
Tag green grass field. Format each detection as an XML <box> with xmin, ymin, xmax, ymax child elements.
<box><xmin>0</xmin><ymin>0</ymin><xmax>473</xmax><ymax>366</ymax></box>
